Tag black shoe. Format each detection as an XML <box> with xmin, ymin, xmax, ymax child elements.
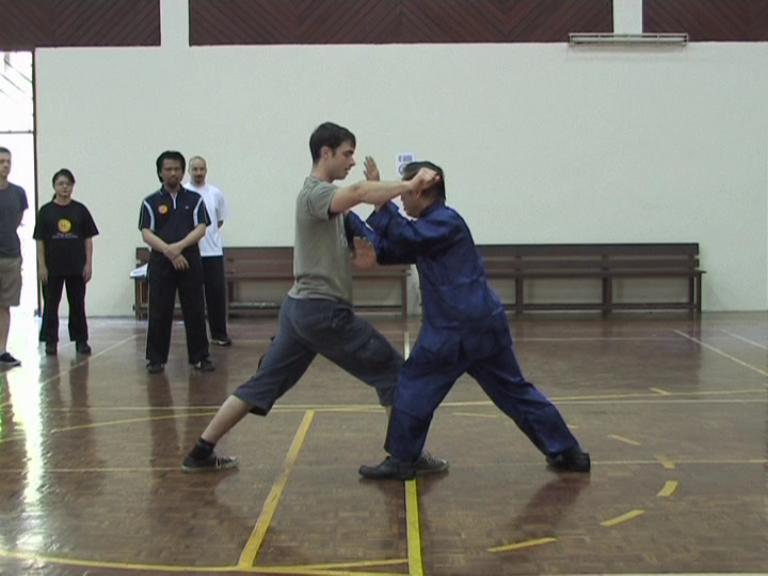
<box><xmin>211</xmin><ymin>337</ymin><xmax>232</xmax><ymax>347</ymax></box>
<box><xmin>182</xmin><ymin>452</ymin><xmax>239</xmax><ymax>473</ymax></box>
<box><xmin>146</xmin><ymin>362</ymin><xmax>165</xmax><ymax>374</ymax></box>
<box><xmin>359</xmin><ymin>456</ymin><xmax>416</xmax><ymax>480</ymax></box>
<box><xmin>547</xmin><ymin>446</ymin><xmax>591</xmax><ymax>473</ymax></box>
<box><xmin>0</xmin><ymin>352</ymin><xmax>21</xmax><ymax>367</ymax></box>
<box><xmin>75</xmin><ymin>342</ymin><xmax>91</xmax><ymax>355</ymax></box>
<box><xmin>45</xmin><ymin>343</ymin><xmax>57</xmax><ymax>356</ymax></box>
<box><xmin>414</xmin><ymin>451</ymin><xmax>450</xmax><ymax>475</ymax></box>
<box><xmin>192</xmin><ymin>358</ymin><xmax>215</xmax><ymax>372</ymax></box>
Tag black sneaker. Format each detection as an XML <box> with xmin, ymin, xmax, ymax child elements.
<box><xmin>45</xmin><ymin>343</ymin><xmax>57</xmax><ymax>356</ymax></box>
<box><xmin>211</xmin><ymin>337</ymin><xmax>232</xmax><ymax>347</ymax></box>
<box><xmin>146</xmin><ymin>362</ymin><xmax>165</xmax><ymax>374</ymax></box>
<box><xmin>182</xmin><ymin>452</ymin><xmax>239</xmax><ymax>473</ymax></box>
<box><xmin>0</xmin><ymin>352</ymin><xmax>21</xmax><ymax>368</ymax></box>
<box><xmin>192</xmin><ymin>358</ymin><xmax>215</xmax><ymax>372</ymax></box>
<box><xmin>76</xmin><ymin>342</ymin><xmax>92</xmax><ymax>355</ymax></box>
<box><xmin>359</xmin><ymin>456</ymin><xmax>416</xmax><ymax>480</ymax></box>
<box><xmin>547</xmin><ymin>446</ymin><xmax>591</xmax><ymax>473</ymax></box>
<box><xmin>414</xmin><ymin>451</ymin><xmax>450</xmax><ymax>475</ymax></box>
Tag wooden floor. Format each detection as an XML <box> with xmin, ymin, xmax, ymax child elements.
<box><xmin>0</xmin><ymin>312</ymin><xmax>766</xmax><ymax>576</ymax></box>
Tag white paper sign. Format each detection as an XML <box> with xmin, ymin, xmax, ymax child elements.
<box><xmin>396</xmin><ymin>153</ymin><xmax>416</xmax><ymax>176</ymax></box>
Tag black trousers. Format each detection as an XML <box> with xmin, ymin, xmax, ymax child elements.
<box><xmin>202</xmin><ymin>255</ymin><xmax>229</xmax><ymax>340</ymax></box>
<box><xmin>146</xmin><ymin>254</ymin><xmax>209</xmax><ymax>365</ymax></box>
<box><xmin>39</xmin><ymin>275</ymin><xmax>88</xmax><ymax>344</ymax></box>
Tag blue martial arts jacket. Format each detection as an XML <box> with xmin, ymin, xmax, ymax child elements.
<box><xmin>351</xmin><ymin>202</ymin><xmax>512</xmax><ymax>366</ymax></box>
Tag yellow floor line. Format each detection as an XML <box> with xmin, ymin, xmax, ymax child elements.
<box><xmin>239</xmin><ymin>410</ymin><xmax>316</xmax><ymax>568</ymax></box>
<box><xmin>405</xmin><ymin>480</ymin><xmax>424</xmax><ymax>576</ymax></box>
<box><xmin>650</xmin><ymin>387</ymin><xmax>671</xmax><ymax>396</ymax></box>
<box><xmin>518</xmin><ymin>336</ymin><xmax>681</xmax><ymax>341</ymax></box>
<box><xmin>0</xmin><ymin>549</ymin><xmax>403</xmax><ymax>575</ymax></box>
<box><xmin>274</xmin><ymin>558</ymin><xmax>407</xmax><ymax>570</ymax></box>
<box><xmin>0</xmin><ymin>457</ymin><xmax>765</xmax><ymax>475</ymax></box>
<box><xmin>674</xmin><ymin>330</ymin><xmax>768</xmax><ymax>378</ymax></box>
<box><xmin>488</xmin><ymin>537</ymin><xmax>557</xmax><ymax>553</ymax></box>
<box><xmin>655</xmin><ymin>455</ymin><xmax>676</xmax><ymax>470</ymax></box>
<box><xmin>451</xmin><ymin>412</ymin><xmax>499</xmax><ymax>419</ymax></box>
<box><xmin>271</xmin><ymin>403</ymin><xmax>389</xmax><ymax>412</ymax></box>
<box><xmin>0</xmin><ymin>549</ymin><xmax>238</xmax><ymax>573</ymax></box>
<box><xmin>255</xmin><ymin>568</ymin><xmax>404</xmax><ymax>576</ymax></box>
<box><xmin>0</xmin><ymin>466</ymin><xmax>187</xmax><ymax>473</ymax></box>
<box><xmin>599</xmin><ymin>457</ymin><xmax>766</xmax><ymax>466</ymax></box>
<box><xmin>0</xmin><ymin>413</ymin><xmax>217</xmax><ymax>445</ymax></box>
<box><xmin>299</xmin><ymin>407</ymin><xmax>383</xmax><ymax>414</ymax></box>
<box><xmin>39</xmin><ymin>387</ymin><xmax>766</xmax><ymax>413</ymax></box>
<box><xmin>601</xmin><ymin>509</ymin><xmax>645</xmax><ymax>527</ymax></box>
<box><xmin>658</xmin><ymin>480</ymin><xmax>679</xmax><ymax>497</ymax></box>
<box><xmin>50</xmin><ymin>412</ymin><xmax>217</xmax><ymax>434</ymax></box>
<box><xmin>608</xmin><ymin>434</ymin><xmax>642</xmax><ymax>446</ymax></box>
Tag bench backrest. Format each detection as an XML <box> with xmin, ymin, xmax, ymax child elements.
<box><xmin>477</xmin><ymin>243</ymin><xmax>701</xmax><ymax>273</ymax></box>
<box><xmin>135</xmin><ymin>247</ymin><xmax>409</xmax><ymax>278</ymax></box>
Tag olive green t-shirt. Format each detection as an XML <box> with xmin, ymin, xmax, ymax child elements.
<box><xmin>288</xmin><ymin>176</ymin><xmax>353</xmax><ymax>304</ymax></box>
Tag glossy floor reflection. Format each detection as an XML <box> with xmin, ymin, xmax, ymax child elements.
<box><xmin>0</xmin><ymin>312</ymin><xmax>766</xmax><ymax>575</ymax></box>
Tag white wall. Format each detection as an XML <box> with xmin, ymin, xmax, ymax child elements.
<box><xmin>35</xmin><ymin>42</ymin><xmax>768</xmax><ymax>315</ymax></box>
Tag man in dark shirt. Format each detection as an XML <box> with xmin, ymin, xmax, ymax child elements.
<box><xmin>138</xmin><ymin>151</ymin><xmax>213</xmax><ymax>374</ymax></box>
<box><xmin>0</xmin><ymin>147</ymin><xmax>28</xmax><ymax>368</ymax></box>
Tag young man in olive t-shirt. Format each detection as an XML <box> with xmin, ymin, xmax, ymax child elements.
<box><xmin>182</xmin><ymin>123</ymin><xmax>445</xmax><ymax>474</ymax></box>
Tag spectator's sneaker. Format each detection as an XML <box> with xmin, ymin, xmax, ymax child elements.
<box><xmin>414</xmin><ymin>451</ymin><xmax>450</xmax><ymax>475</ymax></box>
<box><xmin>146</xmin><ymin>362</ymin><xmax>165</xmax><ymax>374</ymax></box>
<box><xmin>359</xmin><ymin>456</ymin><xmax>416</xmax><ymax>480</ymax></box>
<box><xmin>45</xmin><ymin>343</ymin><xmax>57</xmax><ymax>356</ymax></box>
<box><xmin>75</xmin><ymin>342</ymin><xmax>92</xmax><ymax>355</ymax></box>
<box><xmin>547</xmin><ymin>446</ymin><xmax>591</xmax><ymax>473</ymax></box>
<box><xmin>0</xmin><ymin>352</ymin><xmax>21</xmax><ymax>368</ymax></box>
<box><xmin>182</xmin><ymin>452</ymin><xmax>239</xmax><ymax>473</ymax></box>
<box><xmin>211</xmin><ymin>337</ymin><xmax>232</xmax><ymax>347</ymax></box>
<box><xmin>191</xmin><ymin>358</ymin><xmax>216</xmax><ymax>372</ymax></box>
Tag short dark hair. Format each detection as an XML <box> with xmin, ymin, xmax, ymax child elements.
<box><xmin>0</xmin><ymin>146</ymin><xmax>10</xmax><ymax>156</ymax></box>
<box><xmin>402</xmin><ymin>161</ymin><xmax>446</xmax><ymax>200</ymax></box>
<box><xmin>309</xmin><ymin>122</ymin><xmax>356</xmax><ymax>163</ymax></box>
<box><xmin>52</xmin><ymin>168</ymin><xmax>75</xmax><ymax>187</ymax></box>
<box><xmin>156</xmin><ymin>150</ymin><xmax>186</xmax><ymax>182</ymax></box>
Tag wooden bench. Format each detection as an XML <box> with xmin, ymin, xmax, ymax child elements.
<box><xmin>133</xmin><ymin>247</ymin><xmax>410</xmax><ymax>320</ymax></box>
<box><xmin>478</xmin><ymin>243</ymin><xmax>704</xmax><ymax>314</ymax></box>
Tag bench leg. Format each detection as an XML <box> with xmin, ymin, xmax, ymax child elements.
<box><xmin>135</xmin><ymin>280</ymin><xmax>148</xmax><ymax>320</ymax></box>
<box><xmin>227</xmin><ymin>281</ymin><xmax>235</xmax><ymax>318</ymax></box>
<box><xmin>515</xmin><ymin>278</ymin><xmax>524</xmax><ymax>315</ymax></box>
<box><xmin>695</xmin><ymin>275</ymin><xmax>702</xmax><ymax>314</ymax></box>
<box><xmin>134</xmin><ymin>281</ymin><xmax>140</xmax><ymax>320</ymax></box>
<box><xmin>602</xmin><ymin>277</ymin><xmax>612</xmax><ymax>316</ymax></box>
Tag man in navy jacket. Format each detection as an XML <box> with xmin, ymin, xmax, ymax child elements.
<box><xmin>354</xmin><ymin>160</ymin><xmax>590</xmax><ymax>480</ymax></box>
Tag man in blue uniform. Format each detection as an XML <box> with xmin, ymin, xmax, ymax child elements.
<box><xmin>356</xmin><ymin>160</ymin><xmax>591</xmax><ymax>480</ymax></box>
<box><xmin>139</xmin><ymin>151</ymin><xmax>214</xmax><ymax>374</ymax></box>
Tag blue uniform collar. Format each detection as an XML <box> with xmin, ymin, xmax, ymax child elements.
<box><xmin>418</xmin><ymin>200</ymin><xmax>445</xmax><ymax>218</ymax></box>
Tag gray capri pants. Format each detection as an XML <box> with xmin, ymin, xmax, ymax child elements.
<box><xmin>234</xmin><ymin>296</ymin><xmax>402</xmax><ymax>415</ymax></box>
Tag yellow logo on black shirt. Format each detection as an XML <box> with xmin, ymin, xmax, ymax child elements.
<box><xmin>57</xmin><ymin>219</ymin><xmax>72</xmax><ymax>233</ymax></box>
<box><xmin>158</xmin><ymin>205</ymin><xmax>169</xmax><ymax>215</ymax></box>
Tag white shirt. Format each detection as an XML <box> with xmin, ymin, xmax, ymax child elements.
<box><xmin>185</xmin><ymin>182</ymin><xmax>228</xmax><ymax>257</ymax></box>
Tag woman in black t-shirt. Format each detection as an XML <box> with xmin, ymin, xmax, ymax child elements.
<box><xmin>33</xmin><ymin>169</ymin><xmax>99</xmax><ymax>356</ymax></box>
